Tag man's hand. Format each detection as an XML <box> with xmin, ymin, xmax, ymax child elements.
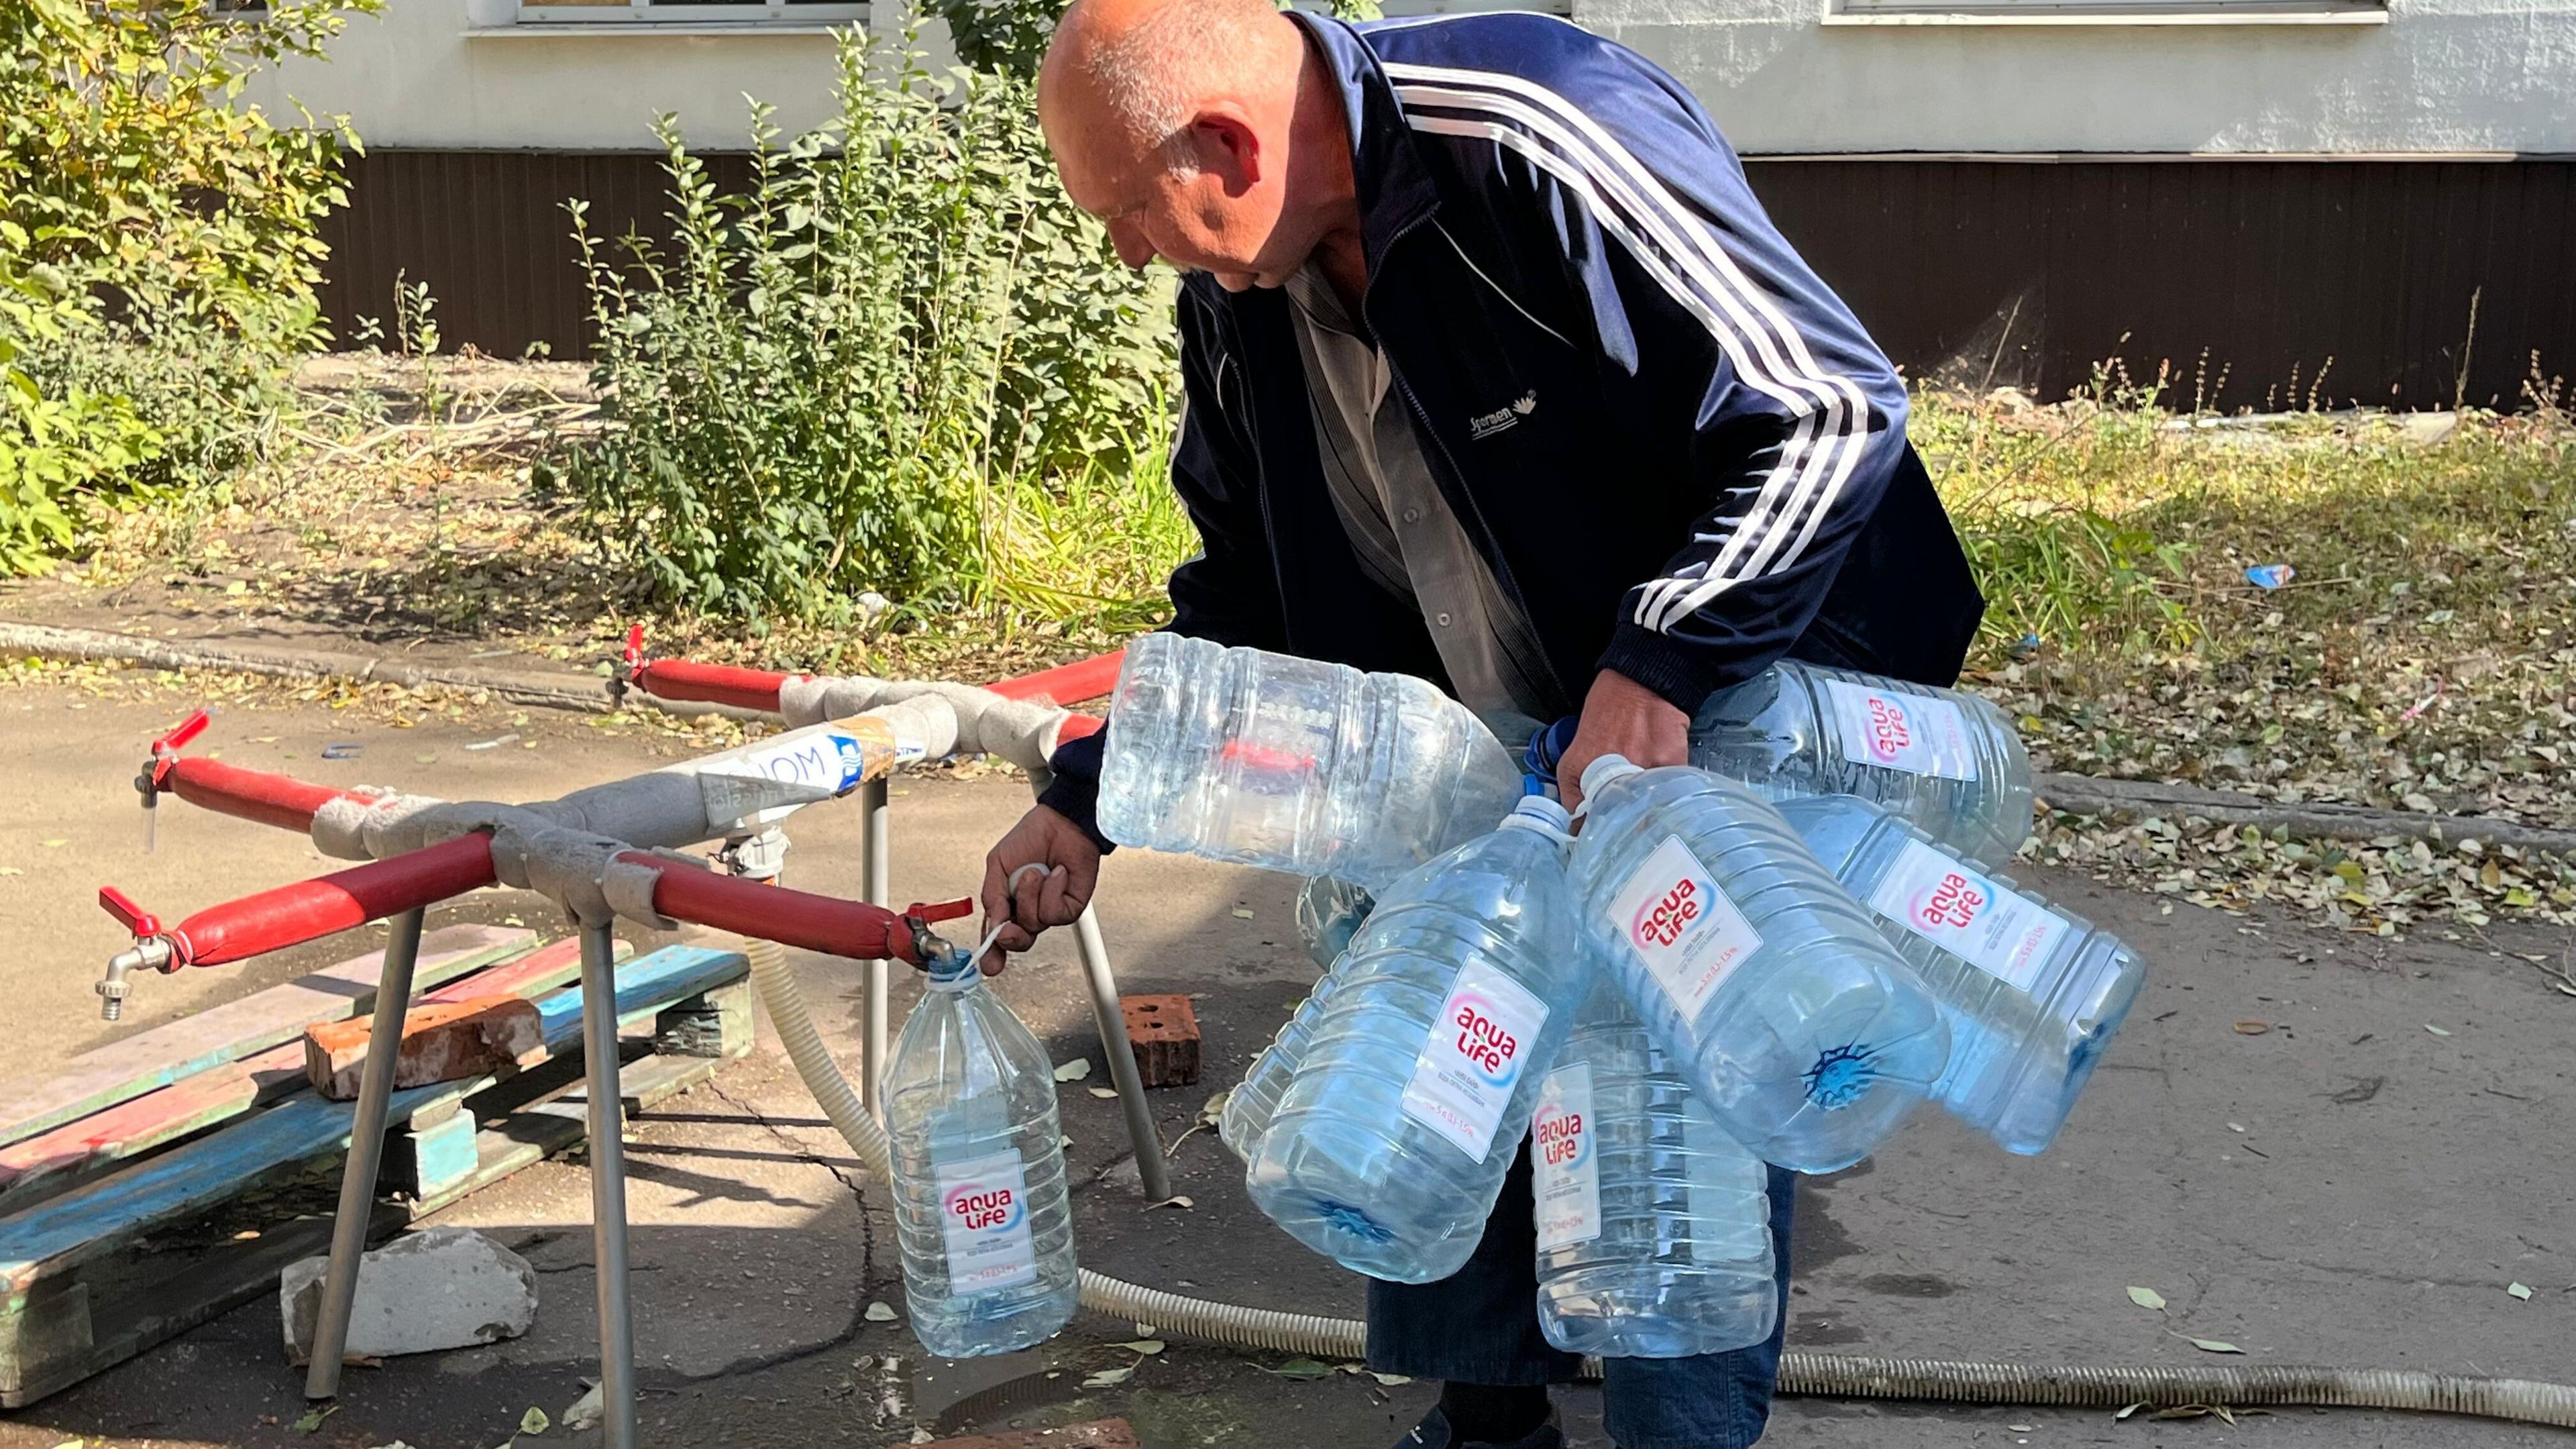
<box><xmin>1558</xmin><ymin>669</ymin><xmax>1690</xmax><ymax>816</ymax></box>
<box><xmin>975</xmin><ymin>805</ymin><xmax>1102</xmax><ymax>975</ymax></box>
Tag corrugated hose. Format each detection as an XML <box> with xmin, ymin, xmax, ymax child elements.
<box><xmin>744</xmin><ymin>938</ymin><xmax>2576</xmax><ymax>1431</ymax></box>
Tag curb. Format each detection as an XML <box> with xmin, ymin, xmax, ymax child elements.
<box><xmin>8</xmin><ymin>620</ymin><xmax>2569</xmax><ymax>858</ymax></box>
<box><xmin>2037</xmin><ymin>772</ymin><xmax>2576</xmax><ymax>859</ymax></box>
<box><xmin>0</xmin><ymin>622</ymin><xmax>610</xmax><ymax>714</ymax></box>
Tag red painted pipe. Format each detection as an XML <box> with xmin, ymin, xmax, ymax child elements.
<box><xmin>629</xmin><ymin>658</ymin><xmax>799</xmax><ymax>712</ymax></box>
<box><xmin>150</xmin><ymin>834</ymin><xmax>936</xmax><ymax>969</ymax></box>
<box><xmin>987</xmin><ymin>650</ymin><xmax>1126</xmax><ymax>706</ymax></box>
<box><xmin>162</xmin><ymin>835</ymin><xmax>499</xmax><ymax>967</ymax></box>
<box><xmin>164</xmin><ymin>756</ymin><xmax>364</xmax><ymax>835</ymax></box>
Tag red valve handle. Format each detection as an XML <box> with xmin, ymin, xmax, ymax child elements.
<box><xmin>625</xmin><ymin>623</ymin><xmax>645</xmax><ymax>668</ymax></box>
<box><xmin>99</xmin><ymin>885</ymin><xmax>161</xmax><ymax>940</ymax></box>
<box><xmin>148</xmin><ymin>708</ymin><xmax>214</xmax><ymax>787</ymax></box>
<box><xmin>906</xmin><ymin>896</ymin><xmax>975</xmax><ymax>925</ymax></box>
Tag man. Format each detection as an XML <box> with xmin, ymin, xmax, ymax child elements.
<box><xmin>980</xmin><ymin>1</ymin><xmax>1984</xmax><ymax>1444</ymax></box>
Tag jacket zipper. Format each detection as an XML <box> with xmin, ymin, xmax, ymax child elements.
<box><xmin>1364</xmin><ymin>218</ymin><xmax>1574</xmax><ymax>709</ymax></box>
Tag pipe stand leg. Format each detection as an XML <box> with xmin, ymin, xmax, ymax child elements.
<box><xmin>859</xmin><ymin>775</ymin><xmax>891</xmax><ymax>1119</ymax></box>
<box><xmin>579</xmin><ymin>922</ymin><xmax>641</xmax><ymax>1449</ymax></box>
<box><xmin>304</xmin><ymin>908</ymin><xmax>426</xmax><ymax>1400</ymax></box>
<box><xmin>1073</xmin><ymin>905</ymin><xmax>1171</xmax><ymax>1201</ymax></box>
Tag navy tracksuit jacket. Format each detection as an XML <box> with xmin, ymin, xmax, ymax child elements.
<box><xmin>1040</xmin><ymin>9</ymin><xmax>1984</xmax><ymax>844</ymax></box>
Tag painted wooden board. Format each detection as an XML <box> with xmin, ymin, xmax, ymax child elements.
<box><xmin>1</xmin><ymin>1044</ymin><xmax>723</xmax><ymax>1408</ymax></box>
<box><xmin>0</xmin><ymin>923</ymin><xmax>539</xmax><ymax>1150</ymax></box>
<box><xmin>0</xmin><ymin>936</ymin><xmax>612</xmax><ymax>1210</ymax></box>
<box><xmin>0</xmin><ymin>945</ymin><xmax>745</xmax><ymax>1301</ymax></box>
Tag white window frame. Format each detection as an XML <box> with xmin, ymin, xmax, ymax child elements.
<box><xmin>512</xmin><ymin>0</ymin><xmax>867</xmax><ymax>28</ymax></box>
<box><xmin>1822</xmin><ymin>0</ymin><xmax>2384</xmax><ymax>24</ymax></box>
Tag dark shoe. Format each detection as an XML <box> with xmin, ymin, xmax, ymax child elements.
<box><xmin>1392</xmin><ymin>1406</ymin><xmax>1566</xmax><ymax>1449</ymax></box>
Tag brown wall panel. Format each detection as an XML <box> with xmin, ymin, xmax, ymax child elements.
<box><xmin>317</xmin><ymin>150</ymin><xmax>2576</xmax><ymax>411</ymax></box>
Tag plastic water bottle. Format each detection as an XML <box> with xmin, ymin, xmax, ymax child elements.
<box><xmin>885</xmin><ymin>952</ymin><xmax>1079</xmax><ymax>1356</ymax></box>
<box><xmin>1568</xmin><ymin>757</ymin><xmax>1949</xmax><ymax>1174</ymax></box>
<box><xmin>1098</xmin><ymin>633</ymin><xmax>1523</xmax><ymax>890</ymax></box>
<box><xmin>1534</xmin><ymin>981</ymin><xmax>1777</xmax><ymax>1356</ymax></box>
<box><xmin>1688</xmin><ymin>661</ymin><xmax>2035</xmax><ymax>866</ymax></box>
<box><xmin>1220</xmin><ymin>965</ymin><xmax>1343</xmax><ymax>1163</ymax></box>
<box><xmin>1295</xmin><ymin>875</ymin><xmax>1376</xmax><ymax>971</ymax></box>
<box><xmin>1248</xmin><ymin>796</ymin><xmax>1591</xmax><ymax>1282</ymax></box>
<box><xmin>1776</xmin><ymin>794</ymin><xmax>2146</xmax><ymax>1154</ymax></box>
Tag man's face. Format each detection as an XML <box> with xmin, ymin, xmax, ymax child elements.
<box><xmin>1052</xmin><ymin>114</ymin><xmax>1301</xmax><ymax>292</ymax></box>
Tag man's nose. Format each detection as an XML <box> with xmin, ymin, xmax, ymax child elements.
<box><xmin>1108</xmin><ymin>219</ymin><xmax>1157</xmax><ymax>271</ymax></box>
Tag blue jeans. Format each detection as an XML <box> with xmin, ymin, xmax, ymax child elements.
<box><xmin>1364</xmin><ymin>1139</ymin><xmax>1797</xmax><ymax>1449</ymax></box>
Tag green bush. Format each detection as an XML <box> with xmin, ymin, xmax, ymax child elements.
<box><xmin>558</xmin><ymin>26</ymin><xmax>1179</xmax><ymax>625</ymax></box>
<box><xmin>0</xmin><ymin>0</ymin><xmax>372</xmax><ymax>571</ymax></box>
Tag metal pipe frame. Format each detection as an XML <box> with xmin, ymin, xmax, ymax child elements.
<box><xmin>859</xmin><ymin>775</ymin><xmax>891</xmax><ymax>1120</ymax></box>
<box><xmin>578</xmin><ymin>920</ymin><xmax>641</xmax><ymax>1449</ymax></box>
<box><xmin>302</xmin><ymin>907</ymin><xmax>425</xmax><ymax>1400</ymax></box>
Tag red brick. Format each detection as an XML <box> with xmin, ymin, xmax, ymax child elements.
<box><xmin>1119</xmin><ymin>994</ymin><xmax>1201</xmax><ymax>1087</ymax></box>
<box><xmin>920</xmin><ymin>1419</ymin><xmax>1139</xmax><ymax>1449</ymax></box>
<box><xmin>304</xmin><ymin>994</ymin><xmax>546</xmax><ymax>1100</ymax></box>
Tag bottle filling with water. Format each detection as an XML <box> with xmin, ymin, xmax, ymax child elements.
<box><xmin>1777</xmin><ymin>794</ymin><xmax>2146</xmax><ymax>1155</ymax></box>
<box><xmin>1689</xmin><ymin>660</ymin><xmax>2035</xmax><ymax>866</ymax></box>
<box><xmin>1220</xmin><ymin>965</ymin><xmax>1344</xmax><ymax>1163</ymax></box>
<box><xmin>1098</xmin><ymin>633</ymin><xmax>1523</xmax><ymax>891</ymax></box>
<box><xmin>1534</xmin><ymin>981</ymin><xmax>1777</xmax><ymax>1357</ymax></box>
<box><xmin>1248</xmin><ymin>796</ymin><xmax>1591</xmax><ymax>1282</ymax></box>
<box><xmin>1569</xmin><ymin>756</ymin><xmax>1949</xmax><ymax>1174</ymax></box>
<box><xmin>885</xmin><ymin>951</ymin><xmax>1079</xmax><ymax>1357</ymax></box>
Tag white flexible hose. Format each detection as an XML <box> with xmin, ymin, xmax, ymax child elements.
<box><xmin>743</xmin><ymin>936</ymin><xmax>2576</xmax><ymax>1428</ymax></box>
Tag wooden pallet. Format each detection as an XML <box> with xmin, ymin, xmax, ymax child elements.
<box><xmin>0</xmin><ymin>943</ymin><xmax>753</xmax><ymax>1407</ymax></box>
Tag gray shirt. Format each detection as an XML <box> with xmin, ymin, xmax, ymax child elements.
<box><xmin>1282</xmin><ymin>264</ymin><xmax>1566</xmax><ymax>748</ymax></box>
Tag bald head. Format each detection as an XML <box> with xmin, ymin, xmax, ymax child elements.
<box><xmin>1037</xmin><ymin>0</ymin><xmax>1359</xmax><ymax>292</ymax></box>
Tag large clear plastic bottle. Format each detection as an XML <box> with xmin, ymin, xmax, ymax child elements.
<box><xmin>1247</xmin><ymin>796</ymin><xmax>1591</xmax><ymax>1282</ymax></box>
<box><xmin>1219</xmin><ymin>965</ymin><xmax>1343</xmax><ymax>1164</ymax></box>
<box><xmin>1295</xmin><ymin>875</ymin><xmax>1377</xmax><ymax>972</ymax></box>
<box><xmin>1533</xmin><ymin>981</ymin><xmax>1777</xmax><ymax>1357</ymax></box>
<box><xmin>1688</xmin><ymin>661</ymin><xmax>2035</xmax><ymax>866</ymax></box>
<box><xmin>1568</xmin><ymin>756</ymin><xmax>1949</xmax><ymax>1174</ymax></box>
<box><xmin>885</xmin><ymin>952</ymin><xmax>1079</xmax><ymax>1357</ymax></box>
<box><xmin>1097</xmin><ymin>633</ymin><xmax>1523</xmax><ymax>891</ymax></box>
<box><xmin>1776</xmin><ymin>794</ymin><xmax>2146</xmax><ymax>1155</ymax></box>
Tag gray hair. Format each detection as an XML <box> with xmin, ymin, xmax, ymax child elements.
<box><xmin>1079</xmin><ymin>0</ymin><xmax>1281</xmax><ymax>172</ymax></box>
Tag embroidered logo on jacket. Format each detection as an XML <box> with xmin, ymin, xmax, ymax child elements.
<box><xmin>1468</xmin><ymin>391</ymin><xmax>1538</xmax><ymax>441</ymax></box>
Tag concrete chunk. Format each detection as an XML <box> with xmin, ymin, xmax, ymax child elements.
<box><xmin>303</xmin><ymin>996</ymin><xmax>545</xmax><ymax>1101</ymax></box>
<box><xmin>279</xmin><ymin>1227</ymin><xmax>537</xmax><ymax>1362</ymax></box>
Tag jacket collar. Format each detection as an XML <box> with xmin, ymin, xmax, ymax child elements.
<box><xmin>1285</xmin><ymin>11</ymin><xmax>1442</xmax><ymax>282</ymax></box>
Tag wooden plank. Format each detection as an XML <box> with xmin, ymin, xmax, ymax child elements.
<box><xmin>0</xmin><ymin>945</ymin><xmax>747</xmax><ymax>1301</ymax></box>
<box><xmin>0</xmin><ymin>924</ymin><xmax>539</xmax><ymax>1149</ymax></box>
<box><xmin>0</xmin><ymin>1048</ymin><xmax>726</xmax><ymax>1407</ymax></box>
<box><xmin>0</xmin><ymin>936</ymin><xmax>608</xmax><ymax>1210</ymax></box>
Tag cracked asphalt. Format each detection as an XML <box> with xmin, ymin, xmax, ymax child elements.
<box><xmin>1</xmin><ymin>676</ymin><xmax>2570</xmax><ymax>1448</ymax></box>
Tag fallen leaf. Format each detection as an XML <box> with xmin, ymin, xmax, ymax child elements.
<box><xmin>292</xmin><ymin>1404</ymin><xmax>338</xmax><ymax>1434</ymax></box>
<box><xmin>1197</xmin><ymin>1090</ymin><xmax>1230</xmax><ymax>1126</ymax></box>
<box><xmin>2232</xmin><ymin>1020</ymin><xmax>2271</xmax><ymax>1035</ymax></box>
<box><xmin>1134</xmin><ymin>1323</ymin><xmax>1159</xmax><ymax>1336</ymax></box>
<box><xmin>2126</xmin><ymin>1285</ymin><xmax>2167</xmax><ymax>1311</ymax></box>
<box><xmin>2007</xmin><ymin>1426</ymin><xmax>2035</xmax><ymax>1433</ymax></box>
<box><xmin>2186</xmin><ymin>1338</ymin><xmax>2245</xmax><ymax>1354</ymax></box>
<box><xmin>1146</xmin><ymin>1194</ymin><xmax>1196</xmax><ymax>1211</ymax></box>
<box><xmin>1054</xmin><ymin>1058</ymin><xmax>1093</xmax><ymax>1082</ymax></box>
<box><xmin>1087</xmin><ymin>1085</ymin><xmax>1120</xmax><ymax>1099</ymax></box>
<box><xmin>2424</xmin><ymin>1023</ymin><xmax>2452</xmax><ymax>1036</ymax></box>
<box><xmin>40</xmin><ymin>839</ymin><xmax>64</xmax><ymax>849</ymax></box>
<box><xmin>520</xmin><ymin>1406</ymin><xmax>550</xmax><ymax>1435</ymax></box>
<box><xmin>1371</xmin><ymin>1372</ymin><xmax>1413</xmax><ymax>1386</ymax></box>
<box><xmin>1231</xmin><ymin>907</ymin><xmax>1255</xmax><ymax>919</ymax></box>
<box><xmin>1265</xmin><ymin>1357</ymin><xmax>1335</xmax><ymax>1381</ymax></box>
<box><xmin>2506</xmin><ymin>1282</ymin><xmax>2534</xmax><ymax>1301</ymax></box>
<box><xmin>863</xmin><ymin>1301</ymin><xmax>898</xmax><ymax>1322</ymax></box>
<box><xmin>2114</xmin><ymin>1402</ymin><xmax>2147</xmax><ymax>1420</ymax></box>
<box><xmin>0</xmin><ymin>867</ymin><xmax>21</xmax><ymax>876</ymax></box>
<box><xmin>563</xmin><ymin>1381</ymin><xmax>605</xmax><ymax>1432</ymax></box>
<box><xmin>1081</xmin><ymin>1366</ymin><xmax>1134</xmax><ymax>1389</ymax></box>
<box><xmin>1114</xmin><ymin>1339</ymin><xmax>1166</xmax><ymax>1355</ymax></box>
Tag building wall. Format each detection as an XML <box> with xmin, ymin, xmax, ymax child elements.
<box><xmin>251</xmin><ymin>0</ymin><xmax>2576</xmax><ymax>155</ymax></box>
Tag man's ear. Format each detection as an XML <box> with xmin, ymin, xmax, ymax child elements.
<box><xmin>1189</xmin><ymin>109</ymin><xmax>1261</xmax><ymax>193</ymax></box>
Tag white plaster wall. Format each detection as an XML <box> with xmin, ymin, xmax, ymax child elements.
<box><xmin>244</xmin><ymin>1</ymin><xmax>899</xmax><ymax>152</ymax></box>
<box><xmin>246</xmin><ymin>0</ymin><xmax>2574</xmax><ymax>155</ymax></box>
<box><xmin>1581</xmin><ymin>0</ymin><xmax>2576</xmax><ymax>154</ymax></box>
